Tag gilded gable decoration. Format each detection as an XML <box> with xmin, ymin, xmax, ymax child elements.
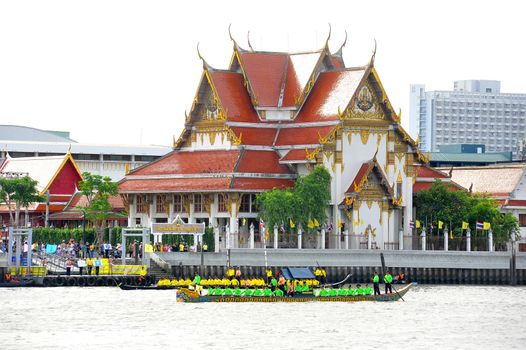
<box><xmin>357</xmin><ymin>86</ymin><xmax>374</xmax><ymax>112</ymax></box>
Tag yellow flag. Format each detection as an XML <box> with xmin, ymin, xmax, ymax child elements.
<box><xmin>314</xmin><ymin>218</ymin><xmax>320</xmax><ymax>227</ymax></box>
<box><xmin>416</xmin><ymin>220</ymin><xmax>421</xmax><ymax>228</ymax></box>
<box><xmin>144</xmin><ymin>244</ymin><xmax>153</xmax><ymax>253</ymax></box>
<box><xmin>337</xmin><ymin>218</ymin><xmax>342</xmax><ymax>228</ymax></box>
<box><xmin>308</xmin><ymin>219</ymin><xmax>314</xmax><ymax>229</ymax></box>
<box><xmin>483</xmin><ymin>222</ymin><xmax>491</xmax><ymax>230</ymax></box>
<box><xmin>438</xmin><ymin>221</ymin><xmax>443</xmax><ymax>229</ymax></box>
<box><xmin>289</xmin><ymin>218</ymin><xmax>295</xmax><ymax>228</ymax></box>
<box><xmin>449</xmin><ymin>230</ymin><xmax>453</xmax><ymax>240</ymax></box>
<box><xmin>265</xmin><ymin>230</ymin><xmax>269</xmax><ymax>241</ymax></box>
<box><xmin>462</xmin><ymin>222</ymin><xmax>469</xmax><ymax>230</ymax></box>
<box><xmin>242</xmin><ymin>218</ymin><xmax>247</xmax><ymax>226</ymax></box>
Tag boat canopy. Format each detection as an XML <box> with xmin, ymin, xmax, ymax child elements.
<box><xmin>280</xmin><ymin>267</ymin><xmax>315</xmax><ymax>280</ymax></box>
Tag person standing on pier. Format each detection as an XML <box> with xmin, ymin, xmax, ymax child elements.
<box><xmin>235</xmin><ymin>267</ymin><xmax>241</xmax><ymax>283</ymax></box>
<box><xmin>372</xmin><ymin>271</ymin><xmax>380</xmax><ymax>295</ymax></box>
<box><xmin>384</xmin><ymin>271</ymin><xmax>393</xmax><ymax>294</ymax></box>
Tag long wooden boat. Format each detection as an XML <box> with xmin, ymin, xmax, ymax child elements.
<box><xmin>118</xmin><ymin>284</ymin><xmax>177</xmax><ymax>290</ymax></box>
<box><xmin>0</xmin><ymin>279</ymin><xmax>36</xmax><ymax>288</ymax></box>
<box><xmin>176</xmin><ymin>282</ymin><xmax>416</xmax><ymax>303</ymax></box>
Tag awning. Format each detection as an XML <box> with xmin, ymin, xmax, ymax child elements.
<box><xmin>280</xmin><ymin>267</ymin><xmax>315</xmax><ymax>280</ymax></box>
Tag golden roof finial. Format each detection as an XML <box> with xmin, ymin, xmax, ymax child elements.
<box><xmin>324</xmin><ymin>23</ymin><xmax>332</xmax><ymax>49</ymax></box>
<box><xmin>125</xmin><ymin>162</ymin><xmax>130</xmax><ymax>175</ymax></box>
<box><xmin>335</xmin><ymin>30</ymin><xmax>348</xmax><ymax>55</ymax></box>
<box><xmin>67</xmin><ymin>144</ymin><xmax>72</xmax><ymax>154</ymax></box>
<box><xmin>369</xmin><ymin>38</ymin><xmax>377</xmax><ymax>67</ymax></box>
<box><xmin>247</xmin><ymin>30</ymin><xmax>254</xmax><ymax>52</ymax></box>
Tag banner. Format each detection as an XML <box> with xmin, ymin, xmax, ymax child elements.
<box><xmin>438</xmin><ymin>221</ymin><xmax>443</xmax><ymax>229</ymax></box>
<box><xmin>416</xmin><ymin>220</ymin><xmax>421</xmax><ymax>229</ymax></box>
<box><xmin>77</xmin><ymin>259</ymin><xmax>87</xmax><ymax>267</ymax></box>
<box><xmin>483</xmin><ymin>222</ymin><xmax>491</xmax><ymax>230</ymax></box>
<box><xmin>289</xmin><ymin>218</ymin><xmax>295</xmax><ymax>228</ymax></box>
<box><xmin>462</xmin><ymin>222</ymin><xmax>469</xmax><ymax>230</ymax></box>
<box><xmin>45</xmin><ymin>245</ymin><xmax>57</xmax><ymax>254</ymax></box>
<box><xmin>476</xmin><ymin>222</ymin><xmax>483</xmax><ymax>230</ymax></box>
<box><xmin>144</xmin><ymin>244</ymin><xmax>154</xmax><ymax>253</ymax></box>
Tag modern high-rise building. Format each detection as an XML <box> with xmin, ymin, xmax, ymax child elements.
<box><xmin>409</xmin><ymin>80</ymin><xmax>526</xmax><ymax>158</ymax></box>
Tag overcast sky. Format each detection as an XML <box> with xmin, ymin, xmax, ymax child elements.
<box><xmin>1</xmin><ymin>0</ymin><xmax>524</xmax><ymax>145</ymax></box>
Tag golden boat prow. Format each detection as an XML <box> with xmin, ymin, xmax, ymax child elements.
<box><xmin>176</xmin><ymin>282</ymin><xmax>416</xmax><ymax>303</ymax></box>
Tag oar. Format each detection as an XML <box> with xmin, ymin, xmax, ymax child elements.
<box><xmin>380</xmin><ymin>252</ymin><xmax>404</xmax><ymax>302</ymax></box>
<box><xmin>392</xmin><ymin>283</ymin><xmax>405</xmax><ymax>302</ymax></box>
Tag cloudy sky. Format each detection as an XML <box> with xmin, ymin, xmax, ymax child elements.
<box><xmin>0</xmin><ymin>0</ymin><xmax>524</xmax><ymax>145</ymax></box>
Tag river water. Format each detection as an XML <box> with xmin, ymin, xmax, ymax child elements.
<box><xmin>1</xmin><ymin>285</ymin><xmax>525</xmax><ymax>349</ymax></box>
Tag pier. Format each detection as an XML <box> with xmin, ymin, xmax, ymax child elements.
<box><xmin>154</xmin><ymin>249</ymin><xmax>526</xmax><ymax>285</ymax></box>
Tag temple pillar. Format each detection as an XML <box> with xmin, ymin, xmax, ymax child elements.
<box><xmin>382</xmin><ymin>204</ymin><xmax>389</xmax><ymax>250</ymax></box>
<box><xmin>344</xmin><ymin>229</ymin><xmax>349</xmax><ymax>249</ymax></box>
<box><xmin>249</xmin><ymin>223</ymin><xmax>255</xmax><ymax>249</ymax></box>
<box><xmin>229</xmin><ymin>200</ymin><xmax>237</xmax><ymax>249</ymax></box>
<box><xmin>214</xmin><ymin>225</ymin><xmax>220</xmax><ymax>253</ymax></box>
<box><xmin>466</xmin><ymin>228</ymin><xmax>471</xmax><ymax>252</ymax></box>
<box><xmin>321</xmin><ymin>228</ymin><xmax>326</xmax><ymax>250</ymax></box>
<box><xmin>421</xmin><ymin>227</ymin><xmax>426</xmax><ymax>251</ymax></box>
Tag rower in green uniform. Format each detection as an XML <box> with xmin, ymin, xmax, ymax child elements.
<box><xmin>372</xmin><ymin>271</ymin><xmax>380</xmax><ymax>296</ymax></box>
<box><xmin>384</xmin><ymin>270</ymin><xmax>393</xmax><ymax>294</ymax></box>
<box><xmin>193</xmin><ymin>274</ymin><xmax>201</xmax><ymax>286</ymax></box>
<box><xmin>270</xmin><ymin>276</ymin><xmax>278</xmax><ymax>291</ymax></box>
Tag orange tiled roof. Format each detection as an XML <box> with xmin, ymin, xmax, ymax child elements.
<box><xmin>230</xmin><ymin>127</ymin><xmax>278</xmax><ymax>146</ymax></box>
<box><xmin>274</xmin><ymin>125</ymin><xmax>335</xmax><ymax>146</ymax></box>
<box><xmin>237</xmin><ymin>150</ymin><xmax>293</xmax><ymax>174</ymax></box>
<box><xmin>239</xmin><ymin>52</ymin><xmax>288</xmax><ymax>107</ymax></box>
<box><xmin>120</xmin><ymin>178</ymin><xmax>233</xmax><ymax>192</ymax></box>
<box><xmin>209</xmin><ymin>71</ymin><xmax>260</xmax><ymax>122</ymax></box>
<box><xmin>295</xmin><ymin>69</ymin><xmax>366</xmax><ymax>122</ymax></box>
<box><xmin>280</xmin><ymin>149</ymin><xmax>316</xmax><ymax>163</ymax></box>
<box><xmin>130</xmin><ymin>150</ymin><xmax>241</xmax><ymax>176</ymax></box>
<box><xmin>232</xmin><ymin>178</ymin><xmax>294</xmax><ymax>191</ymax></box>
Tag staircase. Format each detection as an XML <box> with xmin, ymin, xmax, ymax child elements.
<box><xmin>149</xmin><ymin>259</ymin><xmax>173</xmax><ymax>281</ymax></box>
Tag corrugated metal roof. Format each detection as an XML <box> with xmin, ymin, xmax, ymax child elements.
<box><xmin>430</xmin><ymin>152</ymin><xmax>511</xmax><ymax>163</ymax></box>
<box><xmin>0</xmin><ymin>125</ymin><xmax>76</xmax><ymax>142</ymax></box>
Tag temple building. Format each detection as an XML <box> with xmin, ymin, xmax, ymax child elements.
<box><xmin>119</xmin><ymin>32</ymin><xmax>436</xmax><ymax>249</ymax></box>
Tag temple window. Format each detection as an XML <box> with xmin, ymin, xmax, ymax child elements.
<box><xmin>218</xmin><ymin>194</ymin><xmax>227</xmax><ymax>212</ymax></box>
<box><xmin>156</xmin><ymin>194</ymin><xmax>166</xmax><ymax>213</ymax></box>
<box><xmin>240</xmin><ymin>194</ymin><xmax>251</xmax><ymax>212</ymax></box>
<box><xmin>194</xmin><ymin>194</ymin><xmax>204</xmax><ymax>212</ymax></box>
<box><xmin>136</xmin><ymin>195</ymin><xmax>146</xmax><ymax>213</ymax></box>
<box><xmin>174</xmin><ymin>194</ymin><xmax>182</xmax><ymax>213</ymax></box>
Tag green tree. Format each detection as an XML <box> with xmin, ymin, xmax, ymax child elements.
<box><xmin>78</xmin><ymin>172</ymin><xmax>120</xmax><ymax>244</ymax></box>
<box><xmin>256</xmin><ymin>165</ymin><xmax>331</xmax><ymax>232</ymax></box>
<box><xmin>415</xmin><ymin>179</ymin><xmax>520</xmax><ymax>241</ymax></box>
<box><xmin>0</xmin><ymin>176</ymin><xmax>44</xmax><ymax>227</ymax></box>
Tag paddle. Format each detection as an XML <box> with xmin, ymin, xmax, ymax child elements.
<box><xmin>380</xmin><ymin>252</ymin><xmax>404</xmax><ymax>302</ymax></box>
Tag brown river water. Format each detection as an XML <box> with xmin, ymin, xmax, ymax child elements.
<box><xmin>1</xmin><ymin>285</ymin><xmax>525</xmax><ymax>349</ymax></box>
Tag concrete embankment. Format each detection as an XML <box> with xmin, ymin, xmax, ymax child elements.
<box><xmin>156</xmin><ymin>249</ymin><xmax>526</xmax><ymax>285</ymax></box>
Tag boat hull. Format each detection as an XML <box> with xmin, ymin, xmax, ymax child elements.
<box><xmin>118</xmin><ymin>284</ymin><xmax>177</xmax><ymax>290</ymax></box>
<box><xmin>176</xmin><ymin>283</ymin><xmax>415</xmax><ymax>303</ymax></box>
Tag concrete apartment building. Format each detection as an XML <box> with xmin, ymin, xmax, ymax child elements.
<box><xmin>409</xmin><ymin>80</ymin><xmax>526</xmax><ymax>159</ymax></box>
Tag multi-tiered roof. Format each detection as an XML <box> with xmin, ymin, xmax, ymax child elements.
<box><xmin>119</xmin><ymin>32</ymin><xmax>425</xmax><ymax>194</ymax></box>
